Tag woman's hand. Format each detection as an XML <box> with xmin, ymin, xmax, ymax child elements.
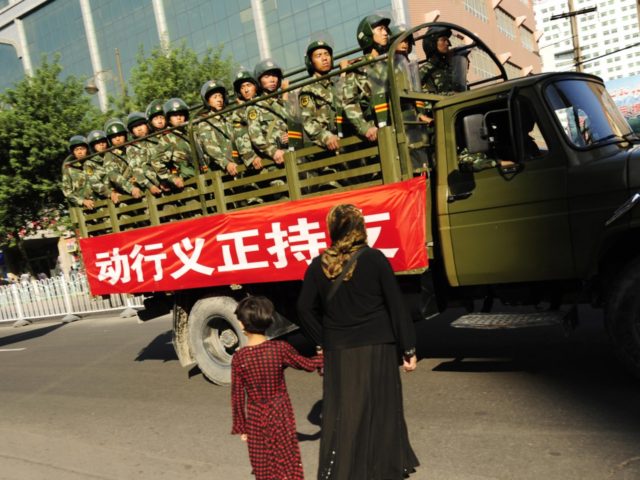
<box><xmin>403</xmin><ymin>354</ymin><xmax>417</xmax><ymax>372</ymax></box>
<box><xmin>240</xmin><ymin>434</ymin><xmax>248</xmax><ymax>442</ymax></box>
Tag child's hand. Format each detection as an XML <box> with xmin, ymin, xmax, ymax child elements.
<box><xmin>240</xmin><ymin>434</ymin><xmax>248</xmax><ymax>442</ymax></box>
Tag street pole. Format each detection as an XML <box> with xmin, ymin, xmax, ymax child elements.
<box><xmin>550</xmin><ymin>2</ymin><xmax>597</xmax><ymax>73</ymax></box>
<box><xmin>115</xmin><ymin>48</ymin><xmax>127</xmax><ymax>98</ymax></box>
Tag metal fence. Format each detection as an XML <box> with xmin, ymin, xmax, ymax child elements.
<box><xmin>0</xmin><ymin>273</ymin><xmax>144</xmax><ymax>324</ymax></box>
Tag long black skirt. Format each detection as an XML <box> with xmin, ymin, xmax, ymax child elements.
<box><xmin>318</xmin><ymin>343</ymin><xmax>419</xmax><ymax>480</ymax></box>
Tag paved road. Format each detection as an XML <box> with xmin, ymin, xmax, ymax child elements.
<box><xmin>0</xmin><ymin>308</ymin><xmax>639</xmax><ymax>480</ymax></box>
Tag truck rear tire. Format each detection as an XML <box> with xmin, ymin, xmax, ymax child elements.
<box><xmin>187</xmin><ymin>296</ymin><xmax>246</xmax><ymax>385</ymax></box>
<box><xmin>605</xmin><ymin>257</ymin><xmax>640</xmax><ymax>378</ymax></box>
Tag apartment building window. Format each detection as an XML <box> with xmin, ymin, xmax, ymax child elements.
<box><xmin>470</xmin><ymin>50</ymin><xmax>496</xmax><ymax>79</ymax></box>
<box><xmin>464</xmin><ymin>0</ymin><xmax>488</xmax><ymax>22</ymax></box>
<box><xmin>521</xmin><ymin>27</ymin><xmax>534</xmax><ymax>52</ymax></box>
<box><xmin>504</xmin><ymin>62</ymin><xmax>521</xmax><ymax>79</ymax></box>
<box><xmin>496</xmin><ymin>8</ymin><xmax>516</xmax><ymax>40</ymax></box>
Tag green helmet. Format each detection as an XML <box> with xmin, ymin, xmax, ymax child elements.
<box><xmin>200</xmin><ymin>80</ymin><xmax>228</xmax><ymax>107</ymax></box>
<box><xmin>356</xmin><ymin>14</ymin><xmax>391</xmax><ymax>53</ymax></box>
<box><xmin>104</xmin><ymin>118</ymin><xmax>127</xmax><ymax>138</ymax></box>
<box><xmin>305</xmin><ymin>39</ymin><xmax>334</xmax><ymax>74</ymax></box>
<box><xmin>254</xmin><ymin>58</ymin><xmax>283</xmax><ymax>83</ymax></box>
<box><xmin>422</xmin><ymin>26</ymin><xmax>452</xmax><ymax>58</ymax></box>
<box><xmin>390</xmin><ymin>24</ymin><xmax>415</xmax><ymax>53</ymax></box>
<box><xmin>163</xmin><ymin>97</ymin><xmax>190</xmax><ymax>120</ymax></box>
<box><xmin>68</xmin><ymin>135</ymin><xmax>88</xmax><ymax>153</ymax></box>
<box><xmin>126</xmin><ymin>111</ymin><xmax>148</xmax><ymax>132</ymax></box>
<box><xmin>87</xmin><ymin>130</ymin><xmax>108</xmax><ymax>146</ymax></box>
<box><xmin>145</xmin><ymin>99</ymin><xmax>165</xmax><ymax>121</ymax></box>
<box><xmin>232</xmin><ymin>68</ymin><xmax>260</xmax><ymax>97</ymax></box>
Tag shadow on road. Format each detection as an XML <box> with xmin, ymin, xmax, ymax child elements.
<box><xmin>298</xmin><ymin>400</ymin><xmax>322</xmax><ymax>442</ymax></box>
<box><xmin>135</xmin><ymin>330</ymin><xmax>178</xmax><ymax>362</ymax></box>
<box><xmin>0</xmin><ymin>322</ymin><xmax>65</xmax><ymax>348</ymax></box>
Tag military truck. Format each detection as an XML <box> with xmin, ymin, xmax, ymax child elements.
<box><xmin>71</xmin><ymin>23</ymin><xmax>640</xmax><ymax>384</ymax></box>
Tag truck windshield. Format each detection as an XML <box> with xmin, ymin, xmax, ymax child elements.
<box><xmin>545</xmin><ymin>79</ymin><xmax>633</xmax><ymax>148</ymax></box>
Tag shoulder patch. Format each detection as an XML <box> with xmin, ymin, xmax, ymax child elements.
<box><xmin>247</xmin><ymin>109</ymin><xmax>258</xmax><ymax>121</ymax></box>
<box><xmin>299</xmin><ymin>95</ymin><xmax>310</xmax><ymax>108</ymax></box>
<box><xmin>86</xmin><ymin>167</ymin><xmax>93</xmax><ymax>175</ymax></box>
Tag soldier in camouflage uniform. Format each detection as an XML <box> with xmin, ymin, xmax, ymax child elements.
<box><xmin>299</xmin><ymin>38</ymin><xmax>344</xmax><ymax>188</ymax></box>
<box><xmin>390</xmin><ymin>24</ymin><xmax>431</xmax><ymax>171</ymax></box>
<box><xmin>103</xmin><ymin>118</ymin><xmax>142</xmax><ymax>199</ymax></box>
<box><xmin>342</xmin><ymin>14</ymin><xmax>391</xmax><ymax>143</ymax></box>
<box><xmin>196</xmin><ymin>80</ymin><xmax>239</xmax><ymax>175</ymax></box>
<box><xmin>246</xmin><ymin>59</ymin><xmax>291</xmax><ymax>167</ymax></box>
<box><xmin>231</xmin><ymin>68</ymin><xmax>262</xmax><ymax>171</ymax></box>
<box><xmin>419</xmin><ymin>27</ymin><xmax>456</xmax><ymax>95</ymax></box>
<box><xmin>84</xmin><ymin>130</ymin><xmax>120</xmax><ymax>203</ymax></box>
<box><xmin>125</xmin><ymin>112</ymin><xmax>163</xmax><ymax>195</ymax></box>
<box><xmin>146</xmin><ymin>99</ymin><xmax>167</xmax><ymax>133</ymax></box>
<box><xmin>153</xmin><ymin>98</ymin><xmax>196</xmax><ymax>190</ymax></box>
<box><xmin>62</xmin><ymin>135</ymin><xmax>93</xmax><ymax>209</ymax></box>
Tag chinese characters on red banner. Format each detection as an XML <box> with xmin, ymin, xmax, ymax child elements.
<box><xmin>80</xmin><ymin>178</ymin><xmax>428</xmax><ymax>295</ymax></box>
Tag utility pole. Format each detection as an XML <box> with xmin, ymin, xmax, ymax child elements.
<box><xmin>550</xmin><ymin>1</ymin><xmax>597</xmax><ymax>73</ymax></box>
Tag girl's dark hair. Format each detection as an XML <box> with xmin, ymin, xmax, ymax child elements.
<box><xmin>234</xmin><ymin>296</ymin><xmax>274</xmax><ymax>334</ymax></box>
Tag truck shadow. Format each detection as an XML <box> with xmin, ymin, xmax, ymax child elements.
<box><xmin>134</xmin><ymin>330</ymin><xmax>178</xmax><ymax>362</ymax></box>
<box><xmin>0</xmin><ymin>322</ymin><xmax>65</xmax><ymax>348</ymax></box>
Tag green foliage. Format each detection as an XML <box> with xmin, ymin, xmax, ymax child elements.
<box><xmin>125</xmin><ymin>43</ymin><xmax>234</xmax><ymax>112</ymax></box>
<box><xmin>0</xmin><ymin>55</ymin><xmax>102</xmax><ymax>246</ymax></box>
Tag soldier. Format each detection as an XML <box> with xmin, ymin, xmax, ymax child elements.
<box><xmin>154</xmin><ymin>98</ymin><xmax>196</xmax><ymax>189</ymax></box>
<box><xmin>231</xmin><ymin>68</ymin><xmax>262</xmax><ymax>172</ymax></box>
<box><xmin>196</xmin><ymin>80</ymin><xmax>239</xmax><ymax>176</ymax></box>
<box><xmin>103</xmin><ymin>118</ymin><xmax>142</xmax><ymax>199</ymax></box>
<box><xmin>146</xmin><ymin>99</ymin><xmax>167</xmax><ymax>132</ymax></box>
<box><xmin>342</xmin><ymin>14</ymin><xmax>391</xmax><ymax>143</ymax></box>
<box><xmin>419</xmin><ymin>27</ymin><xmax>456</xmax><ymax>95</ymax></box>
<box><xmin>84</xmin><ymin>130</ymin><xmax>120</xmax><ymax>203</ymax></box>
<box><xmin>62</xmin><ymin>135</ymin><xmax>93</xmax><ymax>209</ymax></box>
<box><xmin>299</xmin><ymin>38</ymin><xmax>341</xmax><ymax>151</ymax></box>
<box><xmin>125</xmin><ymin>111</ymin><xmax>163</xmax><ymax>195</ymax></box>
<box><xmin>299</xmin><ymin>37</ymin><xmax>343</xmax><ymax>189</ymax></box>
<box><xmin>390</xmin><ymin>24</ymin><xmax>431</xmax><ymax>171</ymax></box>
<box><xmin>246</xmin><ymin>59</ymin><xmax>291</xmax><ymax>167</ymax></box>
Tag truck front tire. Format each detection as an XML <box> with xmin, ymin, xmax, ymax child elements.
<box><xmin>605</xmin><ymin>258</ymin><xmax>640</xmax><ymax>378</ymax></box>
<box><xmin>187</xmin><ymin>296</ymin><xmax>246</xmax><ymax>385</ymax></box>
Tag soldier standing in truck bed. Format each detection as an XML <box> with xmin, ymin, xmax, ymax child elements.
<box><xmin>103</xmin><ymin>118</ymin><xmax>142</xmax><ymax>199</ymax></box>
<box><xmin>84</xmin><ymin>129</ymin><xmax>120</xmax><ymax>203</ymax></box>
<box><xmin>196</xmin><ymin>80</ymin><xmax>239</xmax><ymax>176</ymax></box>
<box><xmin>62</xmin><ymin>135</ymin><xmax>93</xmax><ymax>209</ymax></box>
<box><xmin>342</xmin><ymin>14</ymin><xmax>391</xmax><ymax>143</ymax></box>
<box><xmin>125</xmin><ymin>111</ymin><xmax>163</xmax><ymax>195</ymax></box>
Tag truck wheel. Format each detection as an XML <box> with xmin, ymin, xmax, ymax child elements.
<box><xmin>605</xmin><ymin>258</ymin><xmax>640</xmax><ymax>378</ymax></box>
<box><xmin>187</xmin><ymin>296</ymin><xmax>246</xmax><ymax>385</ymax></box>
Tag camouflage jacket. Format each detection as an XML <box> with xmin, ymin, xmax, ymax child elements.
<box><xmin>419</xmin><ymin>56</ymin><xmax>454</xmax><ymax>94</ymax></box>
<box><xmin>246</xmin><ymin>96</ymin><xmax>290</xmax><ymax>160</ymax></box>
<box><xmin>83</xmin><ymin>154</ymin><xmax>111</xmax><ymax>199</ymax></box>
<box><xmin>61</xmin><ymin>156</ymin><xmax>89</xmax><ymax>207</ymax></box>
<box><xmin>155</xmin><ymin>129</ymin><xmax>196</xmax><ymax>180</ymax></box>
<box><xmin>342</xmin><ymin>55</ymin><xmax>389</xmax><ymax>136</ymax></box>
<box><xmin>458</xmin><ymin>148</ymin><xmax>498</xmax><ymax>172</ymax></box>
<box><xmin>126</xmin><ymin>140</ymin><xmax>162</xmax><ymax>189</ymax></box>
<box><xmin>299</xmin><ymin>77</ymin><xmax>341</xmax><ymax>148</ymax></box>
<box><xmin>195</xmin><ymin>111</ymin><xmax>236</xmax><ymax>171</ymax></box>
<box><xmin>103</xmin><ymin>148</ymin><xmax>136</xmax><ymax>194</ymax></box>
<box><xmin>230</xmin><ymin>102</ymin><xmax>254</xmax><ymax>167</ymax></box>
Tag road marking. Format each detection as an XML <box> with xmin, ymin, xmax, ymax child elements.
<box><xmin>0</xmin><ymin>348</ymin><xmax>26</xmax><ymax>352</ymax></box>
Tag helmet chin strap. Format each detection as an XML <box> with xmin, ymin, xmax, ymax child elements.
<box><xmin>374</xmin><ymin>41</ymin><xmax>388</xmax><ymax>55</ymax></box>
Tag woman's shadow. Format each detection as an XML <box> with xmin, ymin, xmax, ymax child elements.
<box><xmin>298</xmin><ymin>400</ymin><xmax>322</xmax><ymax>442</ymax></box>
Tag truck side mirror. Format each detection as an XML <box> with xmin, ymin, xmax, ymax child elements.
<box><xmin>463</xmin><ymin>114</ymin><xmax>489</xmax><ymax>154</ymax></box>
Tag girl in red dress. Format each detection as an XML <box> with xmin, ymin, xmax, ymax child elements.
<box><xmin>231</xmin><ymin>296</ymin><xmax>323</xmax><ymax>480</ymax></box>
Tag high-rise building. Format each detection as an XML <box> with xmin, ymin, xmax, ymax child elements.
<box><xmin>533</xmin><ymin>0</ymin><xmax>640</xmax><ymax>81</ymax></box>
<box><xmin>0</xmin><ymin>0</ymin><xmax>541</xmax><ymax>111</ymax></box>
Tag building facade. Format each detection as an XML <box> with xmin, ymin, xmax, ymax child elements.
<box><xmin>533</xmin><ymin>0</ymin><xmax>640</xmax><ymax>81</ymax></box>
<box><xmin>0</xmin><ymin>0</ymin><xmax>540</xmax><ymax>111</ymax></box>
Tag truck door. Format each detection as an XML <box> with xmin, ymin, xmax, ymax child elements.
<box><xmin>440</xmin><ymin>94</ymin><xmax>575</xmax><ymax>286</ymax></box>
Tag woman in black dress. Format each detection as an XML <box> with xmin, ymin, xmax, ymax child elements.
<box><xmin>297</xmin><ymin>204</ymin><xmax>420</xmax><ymax>479</ymax></box>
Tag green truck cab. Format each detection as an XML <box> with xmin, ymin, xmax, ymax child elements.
<box><xmin>71</xmin><ymin>23</ymin><xmax>640</xmax><ymax>383</ymax></box>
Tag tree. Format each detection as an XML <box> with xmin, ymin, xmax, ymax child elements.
<box><xmin>0</xmin><ymin>55</ymin><xmax>103</xmax><ymax>272</ymax></box>
<box><xmin>124</xmin><ymin>43</ymin><xmax>235</xmax><ymax>112</ymax></box>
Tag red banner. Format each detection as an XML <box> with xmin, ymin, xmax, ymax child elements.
<box><xmin>80</xmin><ymin>178</ymin><xmax>428</xmax><ymax>295</ymax></box>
